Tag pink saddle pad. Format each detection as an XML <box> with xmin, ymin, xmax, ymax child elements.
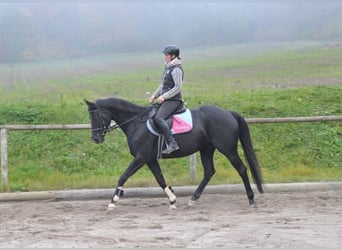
<box><xmin>171</xmin><ymin>109</ymin><xmax>193</xmax><ymax>134</ymax></box>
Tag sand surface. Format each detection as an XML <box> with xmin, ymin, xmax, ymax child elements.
<box><xmin>0</xmin><ymin>190</ymin><xmax>341</xmax><ymax>248</ymax></box>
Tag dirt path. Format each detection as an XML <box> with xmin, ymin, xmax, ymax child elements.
<box><xmin>0</xmin><ymin>190</ymin><xmax>341</xmax><ymax>248</ymax></box>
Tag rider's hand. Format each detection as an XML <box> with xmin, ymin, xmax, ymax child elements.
<box><xmin>149</xmin><ymin>95</ymin><xmax>155</xmax><ymax>103</ymax></box>
<box><xmin>158</xmin><ymin>96</ymin><xmax>165</xmax><ymax>103</ymax></box>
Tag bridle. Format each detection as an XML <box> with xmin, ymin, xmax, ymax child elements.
<box><xmin>89</xmin><ymin>109</ymin><xmax>117</xmax><ymax>137</ymax></box>
<box><xmin>89</xmin><ymin>109</ymin><xmax>143</xmax><ymax>137</ymax></box>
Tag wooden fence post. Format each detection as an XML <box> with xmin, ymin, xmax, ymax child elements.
<box><xmin>1</xmin><ymin>128</ymin><xmax>8</xmax><ymax>192</ymax></box>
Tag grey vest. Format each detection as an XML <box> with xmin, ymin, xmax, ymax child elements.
<box><xmin>161</xmin><ymin>65</ymin><xmax>183</xmax><ymax>100</ymax></box>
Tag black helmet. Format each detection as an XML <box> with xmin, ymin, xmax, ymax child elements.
<box><xmin>162</xmin><ymin>45</ymin><xmax>180</xmax><ymax>57</ymax></box>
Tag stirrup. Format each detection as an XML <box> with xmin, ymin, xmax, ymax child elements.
<box><xmin>162</xmin><ymin>144</ymin><xmax>179</xmax><ymax>154</ymax></box>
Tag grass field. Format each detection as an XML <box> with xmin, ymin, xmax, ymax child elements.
<box><xmin>0</xmin><ymin>41</ymin><xmax>341</xmax><ymax>191</ymax></box>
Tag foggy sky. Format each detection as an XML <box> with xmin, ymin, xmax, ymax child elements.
<box><xmin>0</xmin><ymin>1</ymin><xmax>341</xmax><ymax>62</ymax></box>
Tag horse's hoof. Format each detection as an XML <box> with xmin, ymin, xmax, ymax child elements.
<box><xmin>169</xmin><ymin>204</ymin><xmax>177</xmax><ymax>210</ymax></box>
<box><xmin>188</xmin><ymin>199</ymin><xmax>196</xmax><ymax>206</ymax></box>
<box><xmin>107</xmin><ymin>203</ymin><xmax>116</xmax><ymax>211</ymax></box>
<box><xmin>249</xmin><ymin>201</ymin><xmax>256</xmax><ymax>208</ymax></box>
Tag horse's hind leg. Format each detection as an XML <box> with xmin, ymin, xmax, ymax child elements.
<box><xmin>189</xmin><ymin>146</ymin><xmax>216</xmax><ymax>205</ymax></box>
<box><xmin>226</xmin><ymin>151</ymin><xmax>255</xmax><ymax>206</ymax></box>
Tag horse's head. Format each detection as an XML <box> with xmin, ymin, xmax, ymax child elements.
<box><xmin>84</xmin><ymin>99</ymin><xmax>111</xmax><ymax>144</ymax></box>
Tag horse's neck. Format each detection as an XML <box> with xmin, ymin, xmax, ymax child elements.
<box><xmin>104</xmin><ymin>98</ymin><xmax>146</xmax><ymax>124</ymax></box>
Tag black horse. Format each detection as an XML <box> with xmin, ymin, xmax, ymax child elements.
<box><xmin>85</xmin><ymin>97</ymin><xmax>264</xmax><ymax>210</ymax></box>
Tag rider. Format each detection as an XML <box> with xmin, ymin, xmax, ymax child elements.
<box><xmin>149</xmin><ymin>45</ymin><xmax>184</xmax><ymax>154</ymax></box>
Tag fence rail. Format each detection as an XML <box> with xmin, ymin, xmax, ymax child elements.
<box><xmin>1</xmin><ymin>115</ymin><xmax>342</xmax><ymax>192</ymax></box>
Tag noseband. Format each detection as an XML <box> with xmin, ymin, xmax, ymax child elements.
<box><xmin>89</xmin><ymin>109</ymin><xmax>119</xmax><ymax>136</ymax></box>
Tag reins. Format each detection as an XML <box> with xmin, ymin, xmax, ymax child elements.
<box><xmin>110</xmin><ymin>113</ymin><xmax>141</xmax><ymax>131</ymax></box>
<box><xmin>89</xmin><ymin>108</ymin><xmax>148</xmax><ymax>135</ymax></box>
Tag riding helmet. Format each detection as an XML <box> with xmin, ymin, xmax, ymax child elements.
<box><xmin>162</xmin><ymin>45</ymin><xmax>180</xmax><ymax>57</ymax></box>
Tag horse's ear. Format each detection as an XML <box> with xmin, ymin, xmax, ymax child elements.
<box><xmin>84</xmin><ymin>99</ymin><xmax>94</xmax><ymax>107</ymax></box>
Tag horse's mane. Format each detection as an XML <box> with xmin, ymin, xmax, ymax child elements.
<box><xmin>95</xmin><ymin>97</ymin><xmax>148</xmax><ymax>115</ymax></box>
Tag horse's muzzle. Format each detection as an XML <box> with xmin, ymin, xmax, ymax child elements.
<box><xmin>92</xmin><ymin>136</ymin><xmax>104</xmax><ymax>144</ymax></box>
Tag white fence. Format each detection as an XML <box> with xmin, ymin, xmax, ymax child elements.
<box><xmin>1</xmin><ymin>115</ymin><xmax>342</xmax><ymax>192</ymax></box>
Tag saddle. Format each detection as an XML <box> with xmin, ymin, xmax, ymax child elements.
<box><xmin>147</xmin><ymin>102</ymin><xmax>193</xmax><ymax>136</ymax></box>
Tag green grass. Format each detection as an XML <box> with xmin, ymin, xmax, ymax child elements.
<box><xmin>0</xmin><ymin>42</ymin><xmax>341</xmax><ymax>191</ymax></box>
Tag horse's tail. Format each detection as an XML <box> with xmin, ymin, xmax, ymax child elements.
<box><xmin>231</xmin><ymin>111</ymin><xmax>264</xmax><ymax>193</ymax></box>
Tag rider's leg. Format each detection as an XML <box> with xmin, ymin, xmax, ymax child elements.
<box><xmin>154</xmin><ymin>101</ymin><xmax>180</xmax><ymax>154</ymax></box>
<box><xmin>156</xmin><ymin>117</ymin><xmax>179</xmax><ymax>153</ymax></box>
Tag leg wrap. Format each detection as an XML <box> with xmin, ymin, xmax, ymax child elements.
<box><xmin>112</xmin><ymin>186</ymin><xmax>124</xmax><ymax>202</ymax></box>
<box><xmin>164</xmin><ymin>186</ymin><xmax>176</xmax><ymax>204</ymax></box>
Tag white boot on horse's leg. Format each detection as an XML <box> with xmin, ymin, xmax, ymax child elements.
<box><xmin>107</xmin><ymin>194</ymin><xmax>120</xmax><ymax>211</ymax></box>
<box><xmin>165</xmin><ymin>186</ymin><xmax>177</xmax><ymax>209</ymax></box>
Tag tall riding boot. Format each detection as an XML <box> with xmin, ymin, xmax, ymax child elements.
<box><xmin>163</xmin><ymin>135</ymin><xmax>179</xmax><ymax>154</ymax></box>
<box><xmin>156</xmin><ymin>118</ymin><xmax>180</xmax><ymax>154</ymax></box>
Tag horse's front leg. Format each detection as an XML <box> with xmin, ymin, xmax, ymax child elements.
<box><xmin>147</xmin><ymin>160</ymin><xmax>177</xmax><ymax>209</ymax></box>
<box><xmin>108</xmin><ymin>157</ymin><xmax>144</xmax><ymax>210</ymax></box>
